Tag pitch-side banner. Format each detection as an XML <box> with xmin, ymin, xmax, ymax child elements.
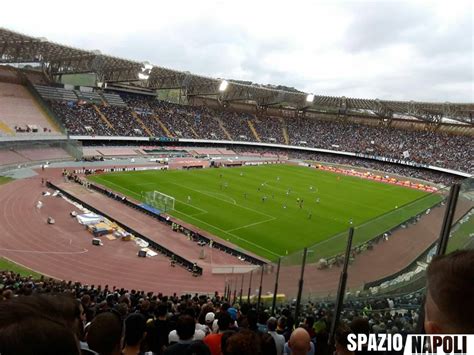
<box><xmin>347</xmin><ymin>334</ymin><xmax>473</xmax><ymax>355</ymax></box>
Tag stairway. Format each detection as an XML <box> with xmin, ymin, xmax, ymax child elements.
<box><xmin>214</xmin><ymin>117</ymin><xmax>232</xmax><ymax>140</ymax></box>
<box><xmin>154</xmin><ymin>115</ymin><xmax>173</xmax><ymax>138</ymax></box>
<box><xmin>0</xmin><ymin>120</ymin><xmax>14</xmax><ymax>135</ymax></box>
<box><xmin>92</xmin><ymin>104</ymin><xmax>115</xmax><ymax>130</ymax></box>
<box><xmin>189</xmin><ymin>126</ymin><xmax>200</xmax><ymax>138</ymax></box>
<box><xmin>247</xmin><ymin>119</ymin><xmax>261</xmax><ymax>142</ymax></box>
<box><xmin>131</xmin><ymin>111</ymin><xmax>153</xmax><ymax>137</ymax></box>
<box><xmin>281</xmin><ymin>118</ymin><xmax>289</xmax><ymax>144</ymax></box>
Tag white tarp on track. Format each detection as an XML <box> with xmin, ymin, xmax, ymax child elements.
<box><xmin>76</xmin><ymin>213</ymin><xmax>104</xmax><ymax>225</ymax></box>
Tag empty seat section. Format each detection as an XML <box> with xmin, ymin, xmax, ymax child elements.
<box><xmin>0</xmin><ymin>82</ymin><xmax>61</xmax><ymax>134</ymax></box>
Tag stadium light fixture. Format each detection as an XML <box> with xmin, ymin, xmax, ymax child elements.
<box><xmin>219</xmin><ymin>80</ymin><xmax>229</xmax><ymax>92</ymax></box>
<box><xmin>306</xmin><ymin>94</ymin><xmax>315</xmax><ymax>103</ymax></box>
<box><xmin>138</xmin><ymin>61</ymin><xmax>153</xmax><ymax>80</ymax></box>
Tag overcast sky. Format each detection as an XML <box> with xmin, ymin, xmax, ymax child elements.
<box><xmin>1</xmin><ymin>0</ymin><xmax>472</xmax><ymax>102</ymax></box>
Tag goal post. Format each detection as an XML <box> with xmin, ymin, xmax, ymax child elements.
<box><xmin>143</xmin><ymin>190</ymin><xmax>175</xmax><ymax>212</ymax></box>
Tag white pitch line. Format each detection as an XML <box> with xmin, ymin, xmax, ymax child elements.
<box><xmin>93</xmin><ymin>177</ymin><xmax>207</xmax><ymax>214</ymax></box>
<box><xmin>94</xmin><ymin>176</ymin><xmax>279</xmax><ymax>257</ymax></box>
<box><xmin>196</xmin><ymin>190</ymin><xmax>237</xmax><ymax>205</ymax></box>
<box><xmin>225</xmin><ymin>216</ymin><xmax>276</xmax><ymax>233</ymax></box>
<box><xmin>188</xmin><ymin>211</ymin><xmax>208</xmax><ymax>217</ymax></box>
<box><xmin>172</xmin><ymin>209</ymin><xmax>280</xmax><ymax>258</ymax></box>
<box><xmin>170</xmin><ymin>181</ymin><xmax>275</xmax><ymax>219</ymax></box>
<box><xmin>93</xmin><ymin>177</ymin><xmax>142</xmax><ymax>199</ymax></box>
<box><xmin>0</xmin><ymin>248</ymin><xmax>89</xmax><ymax>255</ymax></box>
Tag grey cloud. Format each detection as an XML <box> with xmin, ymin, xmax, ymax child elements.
<box><xmin>342</xmin><ymin>1</ymin><xmax>427</xmax><ymax>52</ymax></box>
<box><xmin>61</xmin><ymin>3</ymin><xmax>473</xmax><ymax>102</ymax></box>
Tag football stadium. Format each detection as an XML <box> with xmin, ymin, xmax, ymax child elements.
<box><xmin>0</xmin><ymin>3</ymin><xmax>473</xmax><ymax>354</ymax></box>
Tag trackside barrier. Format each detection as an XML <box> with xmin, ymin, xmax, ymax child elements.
<box><xmin>363</xmin><ymin>205</ymin><xmax>473</xmax><ymax>292</ymax></box>
<box><xmin>85</xmin><ymin>181</ymin><xmax>266</xmax><ymax>266</ymax></box>
<box><xmin>72</xmin><ymin>166</ymin><xmax>166</xmax><ymax>174</ymax></box>
<box><xmin>47</xmin><ymin>182</ymin><xmax>203</xmax><ymax>275</ymax></box>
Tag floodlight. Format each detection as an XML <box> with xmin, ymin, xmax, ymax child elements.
<box><xmin>219</xmin><ymin>80</ymin><xmax>229</xmax><ymax>92</ymax></box>
<box><xmin>138</xmin><ymin>62</ymin><xmax>153</xmax><ymax>80</ymax></box>
<box><xmin>138</xmin><ymin>73</ymin><xmax>149</xmax><ymax>80</ymax></box>
<box><xmin>306</xmin><ymin>94</ymin><xmax>314</xmax><ymax>103</ymax></box>
<box><xmin>143</xmin><ymin>62</ymin><xmax>153</xmax><ymax>71</ymax></box>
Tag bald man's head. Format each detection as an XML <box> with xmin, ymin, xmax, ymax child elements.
<box><xmin>289</xmin><ymin>327</ymin><xmax>311</xmax><ymax>355</ymax></box>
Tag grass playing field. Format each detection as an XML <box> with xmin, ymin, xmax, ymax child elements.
<box><xmin>89</xmin><ymin>164</ymin><xmax>441</xmax><ymax>260</ymax></box>
<box><xmin>0</xmin><ymin>257</ymin><xmax>43</xmax><ymax>278</ymax></box>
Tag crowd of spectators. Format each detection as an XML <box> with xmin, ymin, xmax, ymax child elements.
<box><xmin>99</xmin><ymin>106</ymin><xmax>143</xmax><ymax>137</ymax></box>
<box><xmin>256</xmin><ymin>116</ymin><xmax>287</xmax><ymax>145</ymax></box>
<box><xmin>49</xmin><ymin>101</ymin><xmax>114</xmax><ymax>136</ymax></box>
<box><xmin>48</xmin><ymin>94</ymin><xmax>473</xmax><ymax>173</ymax></box>
<box><xmin>0</xmin><ymin>235</ymin><xmax>473</xmax><ymax>355</ymax></box>
<box><xmin>218</xmin><ymin>111</ymin><xmax>255</xmax><ymax>141</ymax></box>
<box><xmin>0</xmin><ymin>269</ymin><xmax>420</xmax><ymax>355</ymax></box>
<box><xmin>122</xmin><ymin>96</ymin><xmax>168</xmax><ymax>137</ymax></box>
<box><xmin>285</xmin><ymin>117</ymin><xmax>473</xmax><ymax>173</ymax></box>
<box><xmin>123</xmin><ymin>95</ymin><xmax>226</xmax><ymax>140</ymax></box>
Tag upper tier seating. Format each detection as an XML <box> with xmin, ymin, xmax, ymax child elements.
<box><xmin>74</xmin><ymin>90</ymin><xmax>103</xmax><ymax>104</ymax></box>
<box><xmin>101</xmin><ymin>92</ymin><xmax>127</xmax><ymax>106</ymax></box>
<box><xmin>34</xmin><ymin>85</ymin><xmax>78</xmax><ymax>101</ymax></box>
<box><xmin>42</xmin><ymin>89</ymin><xmax>474</xmax><ymax>173</ymax></box>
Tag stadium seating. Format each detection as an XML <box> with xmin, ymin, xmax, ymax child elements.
<box><xmin>0</xmin><ymin>82</ymin><xmax>61</xmax><ymax>135</ymax></box>
<box><xmin>101</xmin><ymin>92</ymin><xmax>127</xmax><ymax>106</ymax></box>
<box><xmin>34</xmin><ymin>85</ymin><xmax>78</xmax><ymax>102</ymax></box>
<box><xmin>14</xmin><ymin>147</ymin><xmax>71</xmax><ymax>161</ymax></box>
<box><xmin>0</xmin><ymin>145</ymin><xmax>72</xmax><ymax>168</ymax></box>
<box><xmin>0</xmin><ymin>149</ymin><xmax>29</xmax><ymax>166</ymax></box>
<box><xmin>5</xmin><ymin>83</ymin><xmax>472</xmax><ymax>174</ymax></box>
<box><xmin>48</xmin><ymin>101</ymin><xmax>113</xmax><ymax>136</ymax></box>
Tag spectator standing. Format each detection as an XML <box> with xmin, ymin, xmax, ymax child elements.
<box><xmin>268</xmin><ymin>317</ymin><xmax>286</xmax><ymax>355</ymax></box>
<box><xmin>164</xmin><ymin>315</ymin><xmax>210</xmax><ymax>355</ymax></box>
<box><xmin>284</xmin><ymin>328</ymin><xmax>314</xmax><ymax>355</ymax></box>
<box><xmin>123</xmin><ymin>313</ymin><xmax>149</xmax><ymax>355</ymax></box>
<box><xmin>146</xmin><ymin>303</ymin><xmax>171</xmax><ymax>355</ymax></box>
<box><xmin>203</xmin><ymin>312</ymin><xmax>232</xmax><ymax>355</ymax></box>
<box><xmin>86</xmin><ymin>312</ymin><xmax>124</xmax><ymax>355</ymax></box>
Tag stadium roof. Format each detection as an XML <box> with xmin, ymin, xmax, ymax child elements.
<box><xmin>1</xmin><ymin>27</ymin><xmax>473</xmax><ymax>125</ymax></box>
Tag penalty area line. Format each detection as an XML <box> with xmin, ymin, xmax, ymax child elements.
<box><xmin>225</xmin><ymin>216</ymin><xmax>276</xmax><ymax>233</ymax></box>
<box><xmin>172</xmin><ymin>209</ymin><xmax>280</xmax><ymax>258</ymax></box>
<box><xmin>92</xmin><ymin>177</ymin><xmax>207</xmax><ymax>214</ymax></box>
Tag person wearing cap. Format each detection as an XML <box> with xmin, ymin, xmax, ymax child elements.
<box><xmin>204</xmin><ymin>312</ymin><xmax>215</xmax><ymax>334</ymax></box>
<box><xmin>203</xmin><ymin>312</ymin><xmax>232</xmax><ymax>355</ymax></box>
<box><xmin>227</xmin><ymin>307</ymin><xmax>238</xmax><ymax>322</ymax></box>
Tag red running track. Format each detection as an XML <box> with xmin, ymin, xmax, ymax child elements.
<box><xmin>0</xmin><ymin>168</ymin><xmax>471</xmax><ymax>297</ymax></box>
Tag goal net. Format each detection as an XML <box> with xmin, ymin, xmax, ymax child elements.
<box><xmin>143</xmin><ymin>190</ymin><xmax>175</xmax><ymax>212</ymax></box>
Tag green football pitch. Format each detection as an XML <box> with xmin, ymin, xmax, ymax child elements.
<box><xmin>89</xmin><ymin>164</ymin><xmax>441</xmax><ymax>260</ymax></box>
